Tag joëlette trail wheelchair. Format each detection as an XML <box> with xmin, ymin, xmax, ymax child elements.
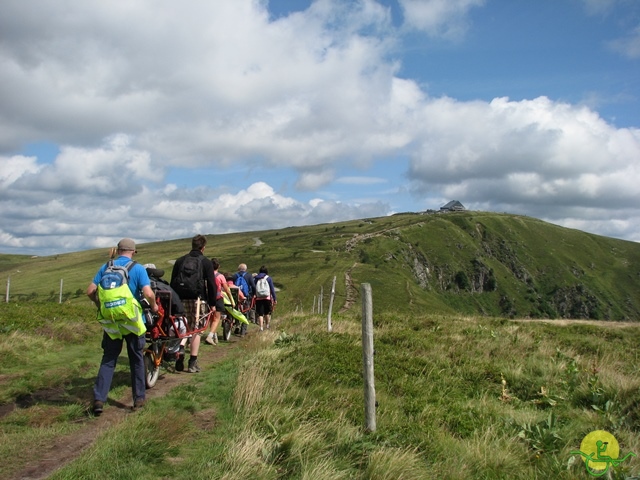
<box><xmin>221</xmin><ymin>287</ymin><xmax>253</xmax><ymax>341</ymax></box>
<box><xmin>142</xmin><ymin>291</ymin><xmax>212</xmax><ymax>387</ymax></box>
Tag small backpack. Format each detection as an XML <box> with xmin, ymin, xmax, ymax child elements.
<box><xmin>97</xmin><ymin>260</ymin><xmax>137</xmax><ymax>321</ymax></box>
<box><xmin>255</xmin><ymin>275</ymin><xmax>270</xmax><ymax>299</ymax></box>
<box><xmin>234</xmin><ymin>272</ymin><xmax>250</xmax><ymax>297</ymax></box>
<box><xmin>171</xmin><ymin>255</ymin><xmax>204</xmax><ymax>300</ymax></box>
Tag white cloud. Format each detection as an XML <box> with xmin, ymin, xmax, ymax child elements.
<box><xmin>0</xmin><ymin>155</ymin><xmax>41</xmax><ymax>189</ymax></box>
<box><xmin>609</xmin><ymin>24</ymin><xmax>640</xmax><ymax>59</ymax></box>
<box><xmin>406</xmin><ymin>95</ymin><xmax>640</xmax><ymax>241</ymax></box>
<box><xmin>0</xmin><ymin>0</ymin><xmax>639</xmax><ymax>254</ymax></box>
<box><xmin>398</xmin><ymin>0</ymin><xmax>485</xmax><ymax>39</ymax></box>
<box><xmin>296</xmin><ymin>170</ymin><xmax>337</xmax><ymax>191</ymax></box>
<box><xmin>336</xmin><ymin>176</ymin><xmax>387</xmax><ymax>185</ymax></box>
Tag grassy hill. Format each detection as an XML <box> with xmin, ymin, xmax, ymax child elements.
<box><xmin>3</xmin><ymin>211</ymin><xmax>640</xmax><ymax>479</ymax></box>
<box><xmin>2</xmin><ymin>210</ymin><xmax>640</xmax><ymax>320</ymax></box>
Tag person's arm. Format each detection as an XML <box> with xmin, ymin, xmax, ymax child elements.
<box><xmin>222</xmin><ymin>278</ymin><xmax>235</xmax><ymax>306</ymax></box>
<box><xmin>87</xmin><ymin>266</ymin><xmax>105</xmax><ymax>308</ymax></box>
<box><xmin>87</xmin><ymin>283</ymin><xmax>99</xmax><ymax>307</ymax></box>
<box><xmin>269</xmin><ymin>277</ymin><xmax>277</xmax><ymax>303</ymax></box>
<box><xmin>203</xmin><ymin>259</ymin><xmax>217</xmax><ymax>305</ymax></box>
<box><xmin>170</xmin><ymin>258</ymin><xmax>181</xmax><ymax>287</ymax></box>
<box><xmin>135</xmin><ymin>264</ymin><xmax>158</xmax><ymax>313</ymax></box>
<box><xmin>142</xmin><ymin>285</ymin><xmax>158</xmax><ymax>313</ymax></box>
<box><xmin>246</xmin><ymin>273</ymin><xmax>256</xmax><ymax>298</ymax></box>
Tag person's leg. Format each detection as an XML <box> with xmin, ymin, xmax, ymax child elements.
<box><xmin>256</xmin><ymin>300</ymin><xmax>264</xmax><ymax>331</ymax></box>
<box><xmin>249</xmin><ymin>303</ymin><xmax>256</xmax><ymax>324</ymax></box>
<box><xmin>93</xmin><ymin>332</ymin><xmax>123</xmax><ymax>403</ymax></box>
<box><xmin>264</xmin><ymin>301</ymin><xmax>273</xmax><ymax>329</ymax></box>
<box><xmin>205</xmin><ymin>310</ymin><xmax>221</xmax><ymax>345</ymax></box>
<box><xmin>188</xmin><ymin>301</ymin><xmax>209</xmax><ymax>372</ymax></box>
<box><xmin>125</xmin><ymin>333</ymin><xmax>147</xmax><ymax>407</ymax></box>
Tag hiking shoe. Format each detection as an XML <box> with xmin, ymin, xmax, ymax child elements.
<box><xmin>93</xmin><ymin>400</ymin><xmax>104</xmax><ymax>416</ymax></box>
<box><xmin>175</xmin><ymin>355</ymin><xmax>184</xmax><ymax>372</ymax></box>
<box><xmin>187</xmin><ymin>360</ymin><xmax>201</xmax><ymax>373</ymax></box>
<box><xmin>133</xmin><ymin>398</ymin><xmax>145</xmax><ymax>410</ymax></box>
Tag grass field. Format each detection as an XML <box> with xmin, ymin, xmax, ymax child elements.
<box><xmin>2</xmin><ymin>301</ymin><xmax>640</xmax><ymax>479</ymax></box>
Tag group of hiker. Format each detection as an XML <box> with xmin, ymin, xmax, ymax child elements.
<box><xmin>86</xmin><ymin>234</ymin><xmax>277</xmax><ymax>416</ymax></box>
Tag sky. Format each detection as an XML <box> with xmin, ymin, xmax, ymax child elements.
<box><xmin>1</xmin><ymin>0</ymin><xmax>639</xmax><ymax>256</ymax></box>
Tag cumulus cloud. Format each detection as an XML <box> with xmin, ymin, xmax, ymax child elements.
<box><xmin>0</xmin><ymin>144</ymin><xmax>391</xmax><ymax>254</ymax></box>
<box><xmin>398</xmin><ymin>0</ymin><xmax>485</xmax><ymax>39</ymax></box>
<box><xmin>0</xmin><ymin>0</ymin><xmax>639</xmax><ymax>254</ymax></box>
<box><xmin>407</xmin><ymin>95</ymin><xmax>640</xmax><ymax>236</ymax></box>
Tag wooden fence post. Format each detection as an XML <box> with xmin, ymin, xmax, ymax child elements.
<box><xmin>327</xmin><ymin>276</ymin><xmax>336</xmax><ymax>332</ymax></box>
<box><xmin>5</xmin><ymin>276</ymin><xmax>9</xmax><ymax>303</ymax></box>
<box><xmin>59</xmin><ymin>279</ymin><xmax>63</xmax><ymax>304</ymax></box>
<box><xmin>361</xmin><ymin>283</ymin><xmax>376</xmax><ymax>432</ymax></box>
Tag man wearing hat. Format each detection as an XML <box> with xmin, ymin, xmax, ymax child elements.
<box><xmin>87</xmin><ymin>238</ymin><xmax>158</xmax><ymax>416</ymax></box>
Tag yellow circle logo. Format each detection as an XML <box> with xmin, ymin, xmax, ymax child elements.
<box><xmin>580</xmin><ymin>430</ymin><xmax>619</xmax><ymax>472</ymax></box>
<box><xmin>572</xmin><ymin>430</ymin><xmax>636</xmax><ymax>477</ymax></box>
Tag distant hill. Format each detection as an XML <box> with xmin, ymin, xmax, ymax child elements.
<box><xmin>2</xmin><ymin>211</ymin><xmax>639</xmax><ymax>320</ymax></box>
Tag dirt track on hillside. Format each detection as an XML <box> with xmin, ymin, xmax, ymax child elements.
<box><xmin>9</xmin><ymin>335</ymin><xmax>245</xmax><ymax>480</ymax></box>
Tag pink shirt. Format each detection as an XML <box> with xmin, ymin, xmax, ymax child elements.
<box><xmin>215</xmin><ymin>272</ymin><xmax>227</xmax><ymax>300</ymax></box>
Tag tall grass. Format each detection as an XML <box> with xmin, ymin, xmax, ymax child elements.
<box><xmin>3</xmin><ymin>304</ymin><xmax>640</xmax><ymax>478</ymax></box>
<box><xmin>207</xmin><ymin>312</ymin><xmax>640</xmax><ymax>479</ymax></box>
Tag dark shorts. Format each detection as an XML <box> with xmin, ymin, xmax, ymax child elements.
<box><xmin>214</xmin><ymin>297</ymin><xmax>225</xmax><ymax>313</ymax></box>
<box><xmin>255</xmin><ymin>299</ymin><xmax>273</xmax><ymax>316</ymax></box>
<box><xmin>183</xmin><ymin>299</ymin><xmax>210</xmax><ymax>331</ymax></box>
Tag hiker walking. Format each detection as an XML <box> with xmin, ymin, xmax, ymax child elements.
<box><xmin>233</xmin><ymin>263</ymin><xmax>256</xmax><ymax>323</ymax></box>
<box><xmin>204</xmin><ymin>258</ymin><xmax>234</xmax><ymax>345</ymax></box>
<box><xmin>170</xmin><ymin>234</ymin><xmax>217</xmax><ymax>373</ymax></box>
<box><xmin>87</xmin><ymin>238</ymin><xmax>158</xmax><ymax>416</ymax></box>
<box><xmin>254</xmin><ymin>265</ymin><xmax>276</xmax><ymax>331</ymax></box>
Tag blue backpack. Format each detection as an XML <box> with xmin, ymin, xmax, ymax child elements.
<box><xmin>234</xmin><ymin>272</ymin><xmax>250</xmax><ymax>297</ymax></box>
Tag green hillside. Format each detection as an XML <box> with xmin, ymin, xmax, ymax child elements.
<box><xmin>2</xmin><ymin>211</ymin><xmax>639</xmax><ymax>320</ymax></box>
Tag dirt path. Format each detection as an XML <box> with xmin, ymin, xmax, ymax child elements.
<box><xmin>339</xmin><ymin>263</ymin><xmax>358</xmax><ymax>313</ymax></box>
<box><xmin>11</xmin><ymin>336</ymin><xmax>244</xmax><ymax>480</ymax></box>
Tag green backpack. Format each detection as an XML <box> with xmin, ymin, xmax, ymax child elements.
<box><xmin>97</xmin><ymin>260</ymin><xmax>138</xmax><ymax>321</ymax></box>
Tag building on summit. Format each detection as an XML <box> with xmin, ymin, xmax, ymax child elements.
<box><xmin>440</xmin><ymin>200</ymin><xmax>466</xmax><ymax>212</ymax></box>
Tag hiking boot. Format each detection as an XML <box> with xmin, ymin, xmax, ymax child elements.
<box><xmin>175</xmin><ymin>354</ymin><xmax>184</xmax><ymax>372</ymax></box>
<box><xmin>187</xmin><ymin>359</ymin><xmax>201</xmax><ymax>373</ymax></box>
<box><xmin>133</xmin><ymin>398</ymin><xmax>145</xmax><ymax>410</ymax></box>
<box><xmin>93</xmin><ymin>400</ymin><xmax>104</xmax><ymax>416</ymax></box>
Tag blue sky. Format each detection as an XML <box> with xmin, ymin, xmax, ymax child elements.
<box><xmin>1</xmin><ymin>0</ymin><xmax>639</xmax><ymax>255</ymax></box>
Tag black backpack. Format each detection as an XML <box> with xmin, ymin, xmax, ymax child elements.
<box><xmin>171</xmin><ymin>255</ymin><xmax>204</xmax><ymax>300</ymax></box>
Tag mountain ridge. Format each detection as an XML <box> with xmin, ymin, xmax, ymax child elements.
<box><xmin>1</xmin><ymin>211</ymin><xmax>639</xmax><ymax>320</ymax></box>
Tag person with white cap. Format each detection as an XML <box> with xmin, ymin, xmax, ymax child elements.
<box><xmin>87</xmin><ymin>238</ymin><xmax>158</xmax><ymax>416</ymax></box>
